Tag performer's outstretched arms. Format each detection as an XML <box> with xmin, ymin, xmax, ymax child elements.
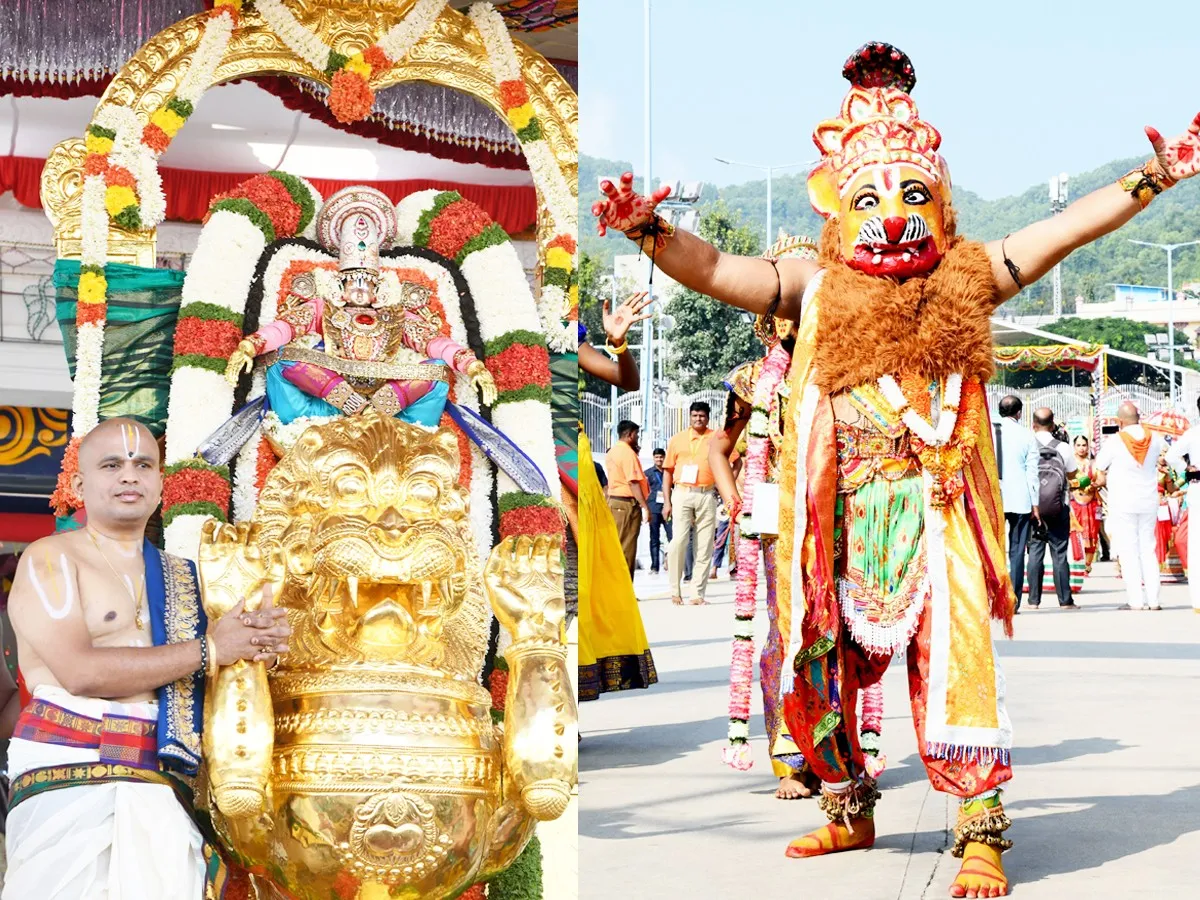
<box><xmin>987</xmin><ymin>114</ymin><xmax>1200</xmax><ymax>303</ymax></box>
<box><xmin>593</xmin><ymin>173</ymin><xmax>819</xmax><ymax>320</ymax></box>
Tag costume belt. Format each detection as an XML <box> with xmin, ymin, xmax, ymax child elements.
<box><xmin>13</xmin><ymin>698</ymin><xmax>158</xmax><ymax>771</ymax></box>
<box><xmin>263</xmin><ymin>345</ymin><xmax>452</xmax><ymax>383</ymax></box>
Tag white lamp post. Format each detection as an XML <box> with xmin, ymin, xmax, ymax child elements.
<box><xmin>714</xmin><ymin>157</ymin><xmax>818</xmax><ymax>248</ymax></box>
<box><xmin>1130</xmin><ymin>239</ymin><xmax>1200</xmax><ymax>408</ymax></box>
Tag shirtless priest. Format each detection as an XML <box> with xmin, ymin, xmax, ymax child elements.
<box><xmin>3</xmin><ymin>417</ymin><xmax>290</xmax><ymax>899</ymax></box>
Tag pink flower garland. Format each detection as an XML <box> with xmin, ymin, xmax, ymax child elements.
<box><xmin>723</xmin><ymin>341</ymin><xmax>792</xmax><ymax>770</ymax></box>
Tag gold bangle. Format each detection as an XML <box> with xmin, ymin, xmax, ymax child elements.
<box><xmin>605</xmin><ymin>338</ymin><xmax>628</xmax><ymax>356</ymax></box>
<box><xmin>205</xmin><ymin>634</ymin><xmax>219</xmax><ymax>679</ymax></box>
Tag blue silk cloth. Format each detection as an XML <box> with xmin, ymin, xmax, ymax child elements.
<box><xmin>143</xmin><ymin>541</ymin><xmax>207</xmax><ymax>775</ymax></box>
<box><xmin>266</xmin><ymin>359</ymin><xmax>449</xmax><ymax>428</ymax></box>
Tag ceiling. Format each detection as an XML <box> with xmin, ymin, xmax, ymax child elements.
<box><xmin>0</xmin><ymin>82</ymin><xmax>536</xmax><ymax>184</ymax></box>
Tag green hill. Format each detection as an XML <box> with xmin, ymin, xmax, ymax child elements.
<box><xmin>579</xmin><ymin>153</ymin><xmax>1200</xmax><ymax>314</ymax></box>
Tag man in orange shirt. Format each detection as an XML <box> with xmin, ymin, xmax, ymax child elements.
<box><xmin>664</xmin><ymin>401</ymin><xmax>718</xmax><ymax>605</ymax></box>
<box><xmin>605</xmin><ymin>420</ymin><xmax>651</xmax><ymax>576</ymax></box>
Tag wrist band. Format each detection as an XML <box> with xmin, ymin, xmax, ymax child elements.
<box><xmin>198</xmin><ymin>635</ymin><xmax>209</xmax><ymax>676</ymax></box>
<box><xmin>605</xmin><ymin>337</ymin><xmax>628</xmax><ymax>356</ymax></box>
<box><xmin>623</xmin><ymin>214</ymin><xmax>675</xmax><ymax>254</ymax></box>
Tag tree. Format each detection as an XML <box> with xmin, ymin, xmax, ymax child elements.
<box><xmin>577</xmin><ymin>251</ymin><xmax>615</xmax><ymax>397</ymax></box>
<box><xmin>664</xmin><ymin>201</ymin><xmax>764</xmax><ymax>391</ymax></box>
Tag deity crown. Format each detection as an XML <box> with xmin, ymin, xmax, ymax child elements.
<box><xmin>810</xmin><ymin>42</ymin><xmax>947</xmax><ymax>194</ymax></box>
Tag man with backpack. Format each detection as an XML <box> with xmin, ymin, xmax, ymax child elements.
<box><xmin>1028</xmin><ymin>407</ymin><xmax>1081</xmax><ymax>609</ymax></box>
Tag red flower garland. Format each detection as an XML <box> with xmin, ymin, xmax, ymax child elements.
<box><xmin>488</xmin><ymin>342</ymin><xmax>551</xmax><ymax>394</ymax></box>
<box><xmin>328</xmin><ymin>69</ymin><xmax>375</xmax><ymax>124</ymax></box>
<box><xmin>162</xmin><ymin>467</ymin><xmax>232</xmax><ymax>512</ymax></box>
<box><xmin>498</xmin><ymin>80</ymin><xmax>530</xmax><ymax>110</ymax></box>
<box><xmin>500</xmin><ymin>505</ymin><xmax>562</xmax><ymax>539</ymax></box>
<box><xmin>210</xmin><ymin>174</ymin><xmax>302</xmax><ymax>237</ymax></box>
<box><xmin>426</xmin><ymin>200</ymin><xmax>495</xmax><ymax>260</ymax></box>
<box><xmin>141</xmin><ymin>124</ymin><xmax>171</xmax><ymax>155</ymax></box>
<box><xmin>547</xmin><ymin>232</ymin><xmax>576</xmax><ymax>254</ymax></box>
<box><xmin>173</xmin><ymin>317</ymin><xmax>244</xmax><ymax>359</ymax></box>
<box><xmin>361</xmin><ymin>45</ymin><xmax>392</xmax><ymax>71</ymax></box>
<box><xmin>49</xmin><ymin>438</ymin><xmax>83</xmax><ymax>516</ymax></box>
<box><xmin>253</xmin><ymin>436</ymin><xmax>277</xmax><ymax>493</ymax></box>
<box><xmin>76</xmin><ymin>302</ymin><xmax>108</xmax><ymax>326</ymax></box>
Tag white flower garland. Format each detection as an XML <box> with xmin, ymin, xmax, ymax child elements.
<box><xmin>878</xmin><ymin>373</ymin><xmax>963</xmax><ymax>447</ymax></box>
<box><xmin>467</xmin><ymin>2</ymin><xmax>577</xmax><ymax>234</ymax></box>
<box><xmin>176</xmin><ymin>7</ymin><xmax>235</xmax><ymax>105</ymax></box>
<box><xmin>255</xmin><ymin>0</ymin><xmax>445</xmax><ymax>72</ymax></box>
<box><xmin>254</xmin><ymin>0</ymin><xmax>329</xmax><ymax>70</ymax></box>
<box><xmin>72</xmin><ymin>174</ymin><xmax>110</xmax><ymax>437</ymax></box>
<box><xmin>537</xmin><ymin>284</ymin><xmax>576</xmax><ymax>354</ymax></box>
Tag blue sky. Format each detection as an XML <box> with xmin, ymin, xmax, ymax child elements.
<box><xmin>580</xmin><ymin>0</ymin><xmax>1200</xmax><ymax>199</ymax></box>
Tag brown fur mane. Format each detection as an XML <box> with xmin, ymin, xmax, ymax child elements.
<box><xmin>811</xmin><ymin>209</ymin><xmax>998</xmax><ymax>395</ymax></box>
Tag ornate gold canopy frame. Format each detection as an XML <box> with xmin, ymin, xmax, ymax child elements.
<box><xmin>39</xmin><ymin>0</ymin><xmax>577</xmax><ymax>270</ymax></box>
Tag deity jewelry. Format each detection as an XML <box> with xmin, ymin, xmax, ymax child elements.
<box><xmin>86</xmin><ymin>529</ymin><xmax>146</xmax><ymax>631</ymax></box>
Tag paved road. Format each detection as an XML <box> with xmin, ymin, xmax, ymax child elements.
<box><xmin>579</xmin><ymin>561</ymin><xmax>1200</xmax><ymax>899</ymax></box>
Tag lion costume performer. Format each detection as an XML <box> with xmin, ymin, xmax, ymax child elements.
<box><xmin>594</xmin><ymin>41</ymin><xmax>1200</xmax><ymax>898</ymax></box>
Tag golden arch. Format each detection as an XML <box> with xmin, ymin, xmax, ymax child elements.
<box><xmin>41</xmin><ymin>0</ymin><xmax>577</xmax><ymax>268</ymax></box>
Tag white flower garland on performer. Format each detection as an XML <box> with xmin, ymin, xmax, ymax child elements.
<box><xmin>877</xmin><ymin>373</ymin><xmax>963</xmax><ymax>447</ymax></box>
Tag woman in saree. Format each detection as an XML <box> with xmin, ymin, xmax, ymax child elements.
<box><xmin>577</xmin><ymin>293</ymin><xmax>658</xmax><ymax>700</ymax></box>
<box><xmin>1070</xmin><ymin>435</ymin><xmax>1101</xmax><ymax>573</ymax></box>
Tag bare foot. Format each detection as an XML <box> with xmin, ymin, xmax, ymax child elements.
<box><xmin>775</xmin><ymin>772</ymin><xmax>815</xmax><ymax>800</ymax></box>
<box><xmin>689</xmin><ymin>597</ymin><xmax>709</xmax><ymax>606</ymax></box>
<box><xmin>949</xmin><ymin>842</ymin><xmax>1008</xmax><ymax>898</ymax></box>
<box><xmin>671</xmin><ymin>596</ymin><xmax>683</xmax><ymax>606</ymax></box>
<box><xmin>785</xmin><ymin>817</ymin><xmax>874</xmax><ymax>857</ymax></box>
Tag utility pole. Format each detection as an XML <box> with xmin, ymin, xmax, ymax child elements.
<box><xmin>1049</xmin><ymin>173</ymin><xmax>1069</xmax><ymax>317</ymax></box>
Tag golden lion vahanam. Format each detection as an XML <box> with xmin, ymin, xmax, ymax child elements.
<box><xmin>197</xmin><ymin>411</ymin><xmax>576</xmax><ymax>900</ymax></box>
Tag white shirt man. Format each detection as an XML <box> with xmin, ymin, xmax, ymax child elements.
<box><xmin>1165</xmin><ymin>411</ymin><xmax>1200</xmax><ymax>612</ymax></box>
<box><xmin>1095</xmin><ymin>406</ymin><xmax>1165</xmax><ymax>610</ymax></box>
<box><xmin>995</xmin><ymin>397</ymin><xmax>1040</xmax><ymax>604</ymax></box>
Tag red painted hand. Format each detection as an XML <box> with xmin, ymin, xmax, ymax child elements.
<box><xmin>591</xmin><ymin>171</ymin><xmax>672</xmax><ymax>236</ymax></box>
<box><xmin>1145</xmin><ymin>113</ymin><xmax>1200</xmax><ymax>183</ymax></box>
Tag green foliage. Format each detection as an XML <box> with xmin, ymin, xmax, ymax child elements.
<box><xmin>485</xmin><ymin>834</ymin><xmax>543</xmax><ymax>900</ymax></box>
<box><xmin>664</xmin><ymin>201</ymin><xmax>764</xmax><ymax>391</ymax></box>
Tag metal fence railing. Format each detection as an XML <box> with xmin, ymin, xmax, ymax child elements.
<box><xmin>585</xmin><ymin>382</ymin><xmax>1186</xmax><ymax>459</ymax></box>
<box><xmin>582</xmin><ymin>388</ymin><xmax>726</xmax><ymax>456</ymax></box>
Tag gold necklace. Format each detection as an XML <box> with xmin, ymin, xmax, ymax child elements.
<box><xmin>86</xmin><ymin>528</ymin><xmax>146</xmax><ymax>631</ymax></box>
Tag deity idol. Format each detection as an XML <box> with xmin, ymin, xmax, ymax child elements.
<box><xmin>594</xmin><ymin>41</ymin><xmax>1200</xmax><ymax>898</ymax></box>
<box><xmin>224</xmin><ymin>186</ymin><xmax>496</xmax><ymax>423</ymax></box>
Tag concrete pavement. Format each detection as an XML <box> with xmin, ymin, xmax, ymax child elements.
<box><xmin>579</xmin><ymin>561</ymin><xmax>1200</xmax><ymax>899</ymax></box>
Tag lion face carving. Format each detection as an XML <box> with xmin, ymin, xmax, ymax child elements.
<box><xmin>254</xmin><ymin>412</ymin><xmax>480</xmax><ymax>668</ymax></box>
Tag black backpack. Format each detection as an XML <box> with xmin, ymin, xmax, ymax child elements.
<box><xmin>1037</xmin><ymin>439</ymin><xmax>1068</xmax><ymax>518</ymax></box>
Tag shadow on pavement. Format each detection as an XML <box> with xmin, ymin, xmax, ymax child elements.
<box><xmin>1006</xmin><ymin>783</ymin><xmax>1200</xmax><ymax>884</ymax></box>
<box><xmin>579</xmin><ymin>714</ymin><xmax>728</xmax><ymax>771</ymax></box>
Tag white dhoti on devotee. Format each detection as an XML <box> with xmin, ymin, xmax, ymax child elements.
<box><xmin>3</xmin><ymin>686</ymin><xmax>207</xmax><ymax>900</ymax></box>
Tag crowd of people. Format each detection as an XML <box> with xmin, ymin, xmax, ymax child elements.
<box><xmin>997</xmin><ymin>394</ymin><xmax>1199</xmax><ymax>613</ymax></box>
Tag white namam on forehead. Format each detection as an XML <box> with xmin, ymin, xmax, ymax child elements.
<box><xmin>120</xmin><ymin>422</ymin><xmax>141</xmax><ymax>459</ymax></box>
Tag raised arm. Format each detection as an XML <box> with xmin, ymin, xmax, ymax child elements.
<box><xmin>593</xmin><ymin>173</ymin><xmax>818</xmax><ymax>320</ymax></box>
<box><xmin>988</xmin><ymin>115</ymin><xmax>1200</xmax><ymax>303</ymax></box>
<box><xmin>578</xmin><ymin>291</ymin><xmax>652</xmax><ymax>391</ymax></box>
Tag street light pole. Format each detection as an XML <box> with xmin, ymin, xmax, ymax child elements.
<box><xmin>1130</xmin><ymin>239</ymin><xmax>1200</xmax><ymax>408</ymax></box>
<box><xmin>714</xmin><ymin>157</ymin><xmax>817</xmax><ymax>249</ymax></box>
<box><xmin>642</xmin><ymin>0</ymin><xmax>654</xmax><ymax>455</ymax></box>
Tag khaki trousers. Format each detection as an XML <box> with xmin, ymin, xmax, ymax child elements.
<box><xmin>607</xmin><ymin>496</ymin><xmax>642</xmax><ymax>576</ymax></box>
<box><xmin>668</xmin><ymin>487</ymin><xmax>718</xmax><ymax>600</ymax></box>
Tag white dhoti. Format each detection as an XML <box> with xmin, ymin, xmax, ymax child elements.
<box><xmin>3</xmin><ymin>687</ymin><xmax>207</xmax><ymax>900</ymax></box>
<box><xmin>1108</xmin><ymin>509</ymin><xmax>1161</xmax><ymax>609</ymax></box>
